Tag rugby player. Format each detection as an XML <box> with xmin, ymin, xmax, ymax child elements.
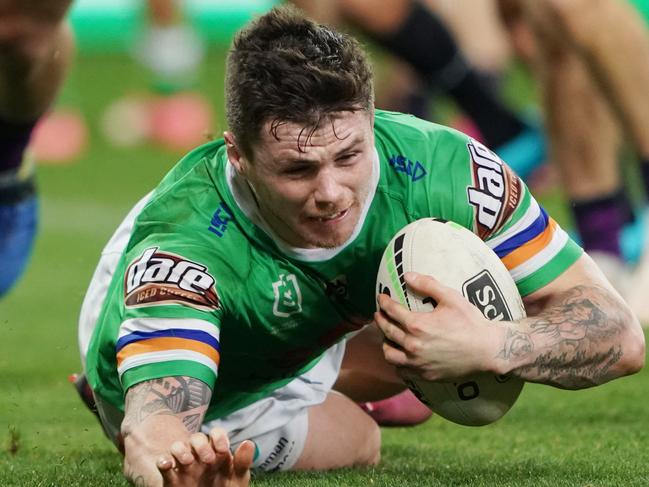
<box><xmin>77</xmin><ymin>6</ymin><xmax>645</xmax><ymax>486</ymax></box>
<box><xmin>0</xmin><ymin>0</ymin><xmax>74</xmax><ymax>297</ymax></box>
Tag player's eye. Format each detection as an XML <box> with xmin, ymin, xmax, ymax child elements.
<box><xmin>336</xmin><ymin>152</ymin><xmax>359</xmax><ymax>164</ymax></box>
<box><xmin>283</xmin><ymin>165</ymin><xmax>312</xmax><ymax>177</ymax></box>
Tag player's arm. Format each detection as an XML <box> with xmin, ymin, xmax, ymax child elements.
<box><xmin>377</xmin><ymin>137</ymin><xmax>644</xmax><ymax>389</ymax></box>
<box><xmin>494</xmin><ymin>253</ymin><xmax>645</xmax><ymax>388</ymax></box>
<box><xmin>121</xmin><ymin>376</ymin><xmax>253</xmax><ymax>487</ymax></box>
<box><xmin>461</xmin><ymin>136</ymin><xmax>645</xmax><ymax>387</ymax></box>
<box><xmin>377</xmin><ymin>258</ymin><xmax>644</xmax><ymax>390</ymax></box>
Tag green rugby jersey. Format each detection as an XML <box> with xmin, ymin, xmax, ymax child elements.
<box><xmin>85</xmin><ymin>110</ymin><xmax>582</xmax><ymax>420</ymax></box>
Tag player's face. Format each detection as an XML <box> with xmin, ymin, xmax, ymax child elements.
<box><xmin>234</xmin><ymin>110</ymin><xmax>375</xmax><ymax>249</ymax></box>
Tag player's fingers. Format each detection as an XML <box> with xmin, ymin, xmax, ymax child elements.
<box><xmin>208</xmin><ymin>427</ymin><xmax>231</xmax><ymax>455</ymax></box>
<box><xmin>397</xmin><ymin>365</ymin><xmax>443</xmax><ymax>383</ymax></box>
<box><xmin>209</xmin><ymin>427</ymin><xmax>235</xmax><ymax>476</ymax></box>
<box><xmin>233</xmin><ymin>440</ymin><xmax>255</xmax><ymax>477</ymax></box>
<box><xmin>382</xmin><ymin>339</ymin><xmax>410</xmax><ymax>366</ymax></box>
<box><xmin>169</xmin><ymin>440</ymin><xmax>196</xmax><ymax>467</ymax></box>
<box><xmin>156</xmin><ymin>454</ymin><xmax>176</xmax><ymax>471</ymax></box>
<box><xmin>405</xmin><ymin>272</ymin><xmax>453</xmax><ymax>303</ymax></box>
<box><xmin>374</xmin><ymin>310</ymin><xmax>407</xmax><ymax>347</ymax></box>
<box><xmin>157</xmin><ymin>454</ymin><xmax>180</xmax><ymax>484</ymax></box>
<box><xmin>377</xmin><ymin>293</ymin><xmax>414</xmax><ymax>327</ymax></box>
<box><xmin>189</xmin><ymin>432</ymin><xmax>216</xmax><ymax>464</ymax></box>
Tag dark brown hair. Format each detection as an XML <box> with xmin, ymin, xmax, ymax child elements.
<box><xmin>225</xmin><ymin>5</ymin><xmax>374</xmax><ymax>159</ymax></box>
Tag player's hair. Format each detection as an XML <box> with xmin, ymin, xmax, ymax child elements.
<box><xmin>225</xmin><ymin>5</ymin><xmax>374</xmax><ymax>159</ymax></box>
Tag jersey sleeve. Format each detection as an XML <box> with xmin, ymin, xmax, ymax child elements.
<box><xmin>465</xmin><ymin>138</ymin><xmax>583</xmax><ymax>296</ymax></box>
<box><xmin>115</xmin><ymin>243</ymin><xmax>223</xmax><ymax>392</ymax></box>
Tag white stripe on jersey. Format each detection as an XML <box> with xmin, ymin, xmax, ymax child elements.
<box><xmin>508</xmin><ymin>226</ymin><xmax>570</xmax><ymax>282</ymax></box>
<box><xmin>117</xmin><ymin>349</ymin><xmax>219</xmax><ymax>379</ymax></box>
<box><xmin>485</xmin><ymin>188</ymin><xmax>541</xmax><ymax>250</ymax></box>
<box><xmin>118</xmin><ymin>317</ymin><xmax>220</xmax><ymax>340</ymax></box>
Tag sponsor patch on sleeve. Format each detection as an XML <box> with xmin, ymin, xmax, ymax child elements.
<box><xmin>124</xmin><ymin>247</ymin><xmax>220</xmax><ymax>311</ymax></box>
<box><xmin>466</xmin><ymin>139</ymin><xmax>522</xmax><ymax>240</ymax></box>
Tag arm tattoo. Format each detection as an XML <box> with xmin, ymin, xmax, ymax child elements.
<box><xmin>498</xmin><ymin>285</ymin><xmax>630</xmax><ymax>388</ymax></box>
<box><xmin>123</xmin><ymin>376</ymin><xmax>211</xmax><ymax>434</ymax></box>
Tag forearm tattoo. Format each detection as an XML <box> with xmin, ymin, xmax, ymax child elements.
<box><xmin>498</xmin><ymin>285</ymin><xmax>630</xmax><ymax>388</ymax></box>
<box><xmin>123</xmin><ymin>376</ymin><xmax>211</xmax><ymax>434</ymax></box>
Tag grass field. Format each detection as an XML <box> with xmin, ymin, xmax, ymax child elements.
<box><xmin>1</xmin><ymin>51</ymin><xmax>648</xmax><ymax>486</ymax></box>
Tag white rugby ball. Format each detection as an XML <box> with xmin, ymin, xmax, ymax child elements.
<box><xmin>376</xmin><ymin>218</ymin><xmax>526</xmax><ymax>426</ymax></box>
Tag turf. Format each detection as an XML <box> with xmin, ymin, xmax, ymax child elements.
<box><xmin>1</xmin><ymin>53</ymin><xmax>648</xmax><ymax>486</ymax></box>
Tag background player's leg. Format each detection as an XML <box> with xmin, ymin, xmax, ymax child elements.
<box><xmin>0</xmin><ymin>0</ymin><xmax>74</xmax><ymax>297</ymax></box>
<box><xmin>500</xmin><ymin>0</ymin><xmax>634</xmax><ymax>290</ymax></box>
<box><xmin>532</xmin><ymin>22</ymin><xmax>625</xmax><ymax>261</ymax></box>
<box><xmin>533</xmin><ymin>0</ymin><xmax>649</xmax><ymax>160</ymax></box>
<box><xmin>293</xmin><ymin>391</ymin><xmax>381</xmax><ymax>470</ymax></box>
<box><xmin>424</xmin><ymin>0</ymin><xmax>512</xmax><ymax>78</ymax></box>
<box><xmin>0</xmin><ymin>0</ymin><xmax>74</xmax><ymax>120</ymax></box>
<box><xmin>338</xmin><ymin>0</ymin><xmax>525</xmax><ymax>147</ymax></box>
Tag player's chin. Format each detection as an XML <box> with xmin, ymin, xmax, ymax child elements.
<box><xmin>302</xmin><ymin>212</ymin><xmax>357</xmax><ymax>247</ymax></box>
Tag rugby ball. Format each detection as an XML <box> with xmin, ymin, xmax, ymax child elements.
<box><xmin>376</xmin><ymin>218</ymin><xmax>526</xmax><ymax>426</ymax></box>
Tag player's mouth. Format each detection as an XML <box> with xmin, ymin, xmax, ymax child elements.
<box><xmin>309</xmin><ymin>208</ymin><xmax>350</xmax><ymax>223</ymax></box>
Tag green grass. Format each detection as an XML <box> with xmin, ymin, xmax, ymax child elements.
<box><xmin>1</xmin><ymin>52</ymin><xmax>648</xmax><ymax>486</ymax></box>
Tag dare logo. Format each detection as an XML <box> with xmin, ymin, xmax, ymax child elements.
<box><xmin>124</xmin><ymin>247</ymin><xmax>220</xmax><ymax>311</ymax></box>
<box><xmin>466</xmin><ymin>139</ymin><xmax>521</xmax><ymax>239</ymax></box>
<box><xmin>462</xmin><ymin>270</ymin><xmax>512</xmax><ymax>321</ymax></box>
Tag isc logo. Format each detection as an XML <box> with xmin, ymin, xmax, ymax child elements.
<box><xmin>124</xmin><ymin>247</ymin><xmax>220</xmax><ymax>310</ymax></box>
<box><xmin>462</xmin><ymin>270</ymin><xmax>512</xmax><ymax>321</ymax></box>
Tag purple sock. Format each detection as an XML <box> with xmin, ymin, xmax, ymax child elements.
<box><xmin>572</xmin><ymin>191</ymin><xmax>626</xmax><ymax>257</ymax></box>
<box><xmin>0</xmin><ymin>116</ymin><xmax>37</xmax><ymax>174</ymax></box>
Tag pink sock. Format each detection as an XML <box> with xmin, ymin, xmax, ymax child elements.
<box><xmin>360</xmin><ymin>389</ymin><xmax>433</xmax><ymax>426</ymax></box>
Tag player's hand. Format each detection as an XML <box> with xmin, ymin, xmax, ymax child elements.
<box><xmin>156</xmin><ymin>428</ymin><xmax>253</xmax><ymax>487</ymax></box>
<box><xmin>375</xmin><ymin>272</ymin><xmax>501</xmax><ymax>381</ymax></box>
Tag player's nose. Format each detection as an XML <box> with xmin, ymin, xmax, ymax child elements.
<box><xmin>313</xmin><ymin>169</ymin><xmax>344</xmax><ymax>207</ymax></box>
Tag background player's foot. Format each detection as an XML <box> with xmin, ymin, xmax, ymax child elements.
<box><xmin>620</xmin><ymin>208</ymin><xmax>648</xmax><ymax>265</ymax></box>
<box><xmin>622</xmin><ymin>213</ymin><xmax>649</xmax><ymax>327</ymax></box>
<box><xmin>359</xmin><ymin>389</ymin><xmax>432</xmax><ymax>426</ymax></box>
<box><xmin>0</xmin><ymin>172</ymin><xmax>38</xmax><ymax>298</ymax></box>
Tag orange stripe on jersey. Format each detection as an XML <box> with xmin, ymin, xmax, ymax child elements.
<box><xmin>501</xmin><ymin>218</ymin><xmax>557</xmax><ymax>270</ymax></box>
<box><xmin>116</xmin><ymin>337</ymin><xmax>220</xmax><ymax>367</ymax></box>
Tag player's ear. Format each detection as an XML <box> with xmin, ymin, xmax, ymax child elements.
<box><xmin>224</xmin><ymin>131</ymin><xmax>247</xmax><ymax>175</ymax></box>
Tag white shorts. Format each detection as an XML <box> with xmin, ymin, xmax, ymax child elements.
<box><xmin>78</xmin><ymin>194</ymin><xmax>346</xmax><ymax>472</ymax></box>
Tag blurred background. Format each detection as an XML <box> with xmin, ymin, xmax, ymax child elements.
<box><xmin>2</xmin><ymin>1</ymin><xmax>649</xmax><ymax>476</ymax></box>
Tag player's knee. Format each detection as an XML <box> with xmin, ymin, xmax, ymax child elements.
<box><xmin>357</xmin><ymin>418</ymin><xmax>381</xmax><ymax>466</ymax></box>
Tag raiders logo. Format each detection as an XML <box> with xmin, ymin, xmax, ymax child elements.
<box><xmin>462</xmin><ymin>270</ymin><xmax>512</xmax><ymax>321</ymax></box>
<box><xmin>124</xmin><ymin>247</ymin><xmax>220</xmax><ymax>311</ymax></box>
<box><xmin>466</xmin><ymin>139</ymin><xmax>521</xmax><ymax>240</ymax></box>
